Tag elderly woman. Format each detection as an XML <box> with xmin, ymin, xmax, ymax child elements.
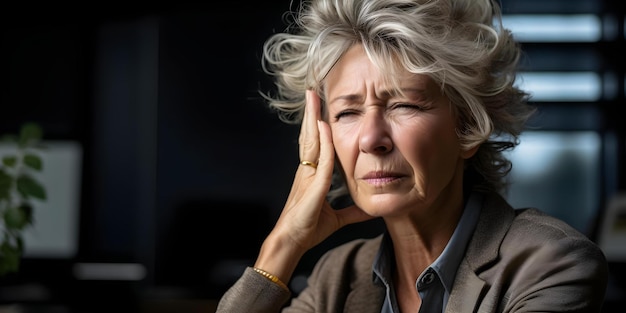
<box><xmin>216</xmin><ymin>0</ymin><xmax>608</xmax><ymax>312</ymax></box>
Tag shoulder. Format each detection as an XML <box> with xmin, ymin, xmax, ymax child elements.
<box><xmin>475</xmin><ymin>192</ymin><xmax>604</xmax><ymax>260</ymax></box>
<box><xmin>302</xmin><ymin>235</ymin><xmax>382</xmax><ymax>288</ymax></box>
<box><xmin>507</xmin><ymin>208</ymin><xmax>608</xmax><ymax>277</ymax></box>
<box><xmin>313</xmin><ymin>235</ymin><xmax>382</xmax><ymax>275</ymax></box>
<box><xmin>506</xmin><ymin>207</ymin><xmax>601</xmax><ymax>250</ymax></box>
<box><xmin>465</xmin><ymin>198</ymin><xmax>609</xmax><ymax>311</ymax></box>
<box><xmin>287</xmin><ymin>236</ymin><xmax>385</xmax><ymax>311</ymax></box>
<box><xmin>494</xmin><ymin>206</ymin><xmax>607</xmax><ymax>267</ymax></box>
<box><xmin>471</xmin><ymin>191</ymin><xmax>608</xmax><ymax>287</ymax></box>
<box><xmin>493</xmin><ymin>208</ymin><xmax>609</xmax><ymax>310</ymax></box>
<box><xmin>513</xmin><ymin>208</ymin><xmax>589</xmax><ymax>238</ymax></box>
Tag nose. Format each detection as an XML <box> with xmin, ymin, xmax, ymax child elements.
<box><xmin>359</xmin><ymin>110</ymin><xmax>393</xmax><ymax>154</ymax></box>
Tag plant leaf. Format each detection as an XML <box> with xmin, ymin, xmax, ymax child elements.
<box><xmin>17</xmin><ymin>174</ymin><xmax>46</xmax><ymax>200</ymax></box>
<box><xmin>23</xmin><ymin>154</ymin><xmax>43</xmax><ymax>171</ymax></box>
<box><xmin>0</xmin><ymin>239</ymin><xmax>22</xmax><ymax>275</ymax></box>
<box><xmin>0</xmin><ymin>169</ymin><xmax>12</xmax><ymax>200</ymax></box>
<box><xmin>18</xmin><ymin>123</ymin><xmax>43</xmax><ymax>148</ymax></box>
<box><xmin>0</xmin><ymin>134</ymin><xmax>18</xmax><ymax>143</ymax></box>
<box><xmin>4</xmin><ymin>205</ymin><xmax>30</xmax><ymax>230</ymax></box>
<box><xmin>2</xmin><ymin>156</ymin><xmax>17</xmax><ymax>168</ymax></box>
<box><xmin>20</xmin><ymin>203</ymin><xmax>34</xmax><ymax>226</ymax></box>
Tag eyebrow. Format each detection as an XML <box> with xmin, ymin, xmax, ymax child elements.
<box><xmin>381</xmin><ymin>88</ymin><xmax>428</xmax><ymax>99</ymax></box>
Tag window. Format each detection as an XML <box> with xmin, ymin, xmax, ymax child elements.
<box><xmin>499</xmin><ymin>0</ymin><xmax>623</xmax><ymax>237</ymax></box>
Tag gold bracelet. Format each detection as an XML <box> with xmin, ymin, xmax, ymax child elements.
<box><xmin>252</xmin><ymin>267</ymin><xmax>289</xmax><ymax>291</ymax></box>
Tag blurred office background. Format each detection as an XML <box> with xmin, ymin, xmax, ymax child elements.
<box><xmin>0</xmin><ymin>0</ymin><xmax>624</xmax><ymax>312</ymax></box>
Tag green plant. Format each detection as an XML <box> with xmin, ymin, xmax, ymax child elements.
<box><xmin>0</xmin><ymin>123</ymin><xmax>47</xmax><ymax>275</ymax></box>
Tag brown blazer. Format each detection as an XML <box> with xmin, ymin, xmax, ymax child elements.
<box><xmin>216</xmin><ymin>192</ymin><xmax>609</xmax><ymax>313</ymax></box>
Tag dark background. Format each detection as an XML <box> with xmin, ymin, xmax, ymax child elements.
<box><xmin>1</xmin><ymin>1</ymin><xmax>624</xmax><ymax>312</ymax></box>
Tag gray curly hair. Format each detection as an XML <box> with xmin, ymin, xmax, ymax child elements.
<box><xmin>260</xmin><ymin>0</ymin><xmax>536</xmax><ymax>200</ymax></box>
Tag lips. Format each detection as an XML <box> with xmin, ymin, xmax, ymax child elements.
<box><xmin>361</xmin><ymin>171</ymin><xmax>405</xmax><ymax>185</ymax></box>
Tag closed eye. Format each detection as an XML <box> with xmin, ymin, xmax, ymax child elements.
<box><xmin>392</xmin><ymin>103</ymin><xmax>428</xmax><ymax>111</ymax></box>
<box><xmin>333</xmin><ymin>109</ymin><xmax>361</xmax><ymax>121</ymax></box>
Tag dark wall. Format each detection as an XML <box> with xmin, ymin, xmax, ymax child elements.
<box><xmin>153</xmin><ymin>5</ymin><xmax>302</xmax><ymax>295</ymax></box>
<box><xmin>84</xmin><ymin>0</ymin><xmax>316</xmax><ymax>299</ymax></box>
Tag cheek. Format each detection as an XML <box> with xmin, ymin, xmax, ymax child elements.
<box><xmin>394</xmin><ymin>119</ymin><xmax>461</xmax><ymax>165</ymax></box>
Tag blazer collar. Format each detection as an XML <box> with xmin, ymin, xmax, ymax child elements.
<box><xmin>344</xmin><ymin>282</ymin><xmax>386</xmax><ymax>313</ymax></box>
<box><xmin>464</xmin><ymin>191</ymin><xmax>516</xmax><ymax>271</ymax></box>
<box><xmin>446</xmin><ymin>191</ymin><xmax>517</xmax><ymax>312</ymax></box>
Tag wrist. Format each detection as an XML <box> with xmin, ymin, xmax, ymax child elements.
<box><xmin>252</xmin><ymin>267</ymin><xmax>290</xmax><ymax>291</ymax></box>
<box><xmin>254</xmin><ymin>232</ymin><xmax>306</xmax><ymax>285</ymax></box>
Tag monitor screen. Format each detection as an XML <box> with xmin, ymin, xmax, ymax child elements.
<box><xmin>0</xmin><ymin>140</ymin><xmax>82</xmax><ymax>259</ymax></box>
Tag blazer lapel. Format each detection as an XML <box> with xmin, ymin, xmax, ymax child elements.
<box><xmin>344</xmin><ymin>282</ymin><xmax>385</xmax><ymax>313</ymax></box>
<box><xmin>446</xmin><ymin>259</ymin><xmax>487</xmax><ymax>313</ymax></box>
<box><xmin>446</xmin><ymin>191</ymin><xmax>517</xmax><ymax>313</ymax></box>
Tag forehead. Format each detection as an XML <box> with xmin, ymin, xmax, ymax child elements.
<box><xmin>323</xmin><ymin>44</ymin><xmax>439</xmax><ymax>99</ymax></box>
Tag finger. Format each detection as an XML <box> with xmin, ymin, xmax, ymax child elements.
<box><xmin>284</xmin><ymin>114</ymin><xmax>332</xmax><ymax>218</ymax></box>
<box><xmin>313</xmin><ymin>119</ymin><xmax>333</xmax><ymax>181</ymax></box>
<box><xmin>299</xmin><ymin>90</ymin><xmax>322</xmax><ymax>163</ymax></box>
<box><xmin>295</xmin><ymin>120</ymin><xmax>333</xmax><ymax>207</ymax></box>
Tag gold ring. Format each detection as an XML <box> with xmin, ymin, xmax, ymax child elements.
<box><xmin>300</xmin><ymin>160</ymin><xmax>317</xmax><ymax>169</ymax></box>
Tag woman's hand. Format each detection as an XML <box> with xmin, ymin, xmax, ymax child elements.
<box><xmin>254</xmin><ymin>90</ymin><xmax>373</xmax><ymax>283</ymax></box>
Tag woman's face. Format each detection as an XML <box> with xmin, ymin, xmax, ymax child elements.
<box><xmin>324</xmin><ymin>44</ymin><xmax>476</xmax><ymax>217</ymax></box>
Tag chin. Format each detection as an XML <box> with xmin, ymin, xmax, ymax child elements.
<box><xmin>355</xmin><ymin>195</ymin><xmax>411</xmax><ymax>217</ymax></box>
